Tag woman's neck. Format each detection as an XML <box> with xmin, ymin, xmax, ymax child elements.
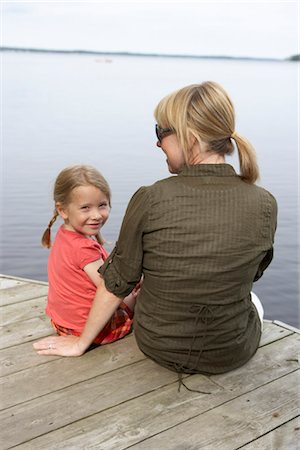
<box><xmin>189</xmin><ymin>152</ymin><xmax>225</xmax><ymax>165</ymax></box>
<box><xmin>188</xmin><ymin>140</ymin><xmax>225</xmax><ymax>165</ymax></box>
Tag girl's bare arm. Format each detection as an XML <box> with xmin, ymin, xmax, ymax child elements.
<box><xmin>33</xmin><ymin>279</ymin><xmax>123</xmax><ymax>356</ymax></box>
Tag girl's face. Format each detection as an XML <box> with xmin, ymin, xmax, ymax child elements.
<box><xmin>57</xmin><ymin>185</ymin><xmax>110</xmax><ymax>237</ymax></box>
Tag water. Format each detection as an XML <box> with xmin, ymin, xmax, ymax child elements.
<box><xmin>1</xmin><ymin>51</ymin><xmax>299</xmax><ymax>327</ymax></box>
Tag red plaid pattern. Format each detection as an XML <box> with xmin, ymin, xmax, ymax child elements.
<box><xmin>51</xmin><ymin>302</ymin><xmax>133</xmax><ymax>345</ymax></box>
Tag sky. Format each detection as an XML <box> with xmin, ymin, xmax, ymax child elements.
<box><xmin>1</xmin><ymin>0</ymin><xmax>299</xmax><ymax>59</ymax></box>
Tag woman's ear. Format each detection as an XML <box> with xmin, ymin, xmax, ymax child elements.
<box><xmin>56</xmin><ymin>202</ymin><xmax>68</xmax><ymax>220</ymax></box>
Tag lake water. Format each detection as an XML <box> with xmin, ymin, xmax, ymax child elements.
<box><xmin>1</xmin><ymin>51</ymin><xmax>299</xmax><ymax>327</ymax></box>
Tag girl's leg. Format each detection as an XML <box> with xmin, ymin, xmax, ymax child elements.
<box><xmin>51</xmin><ymin>300</ymin><xmax>134</xmax><ymax>347</ymax></box>
<box><xmin>93</xmin><ymin>302</ymin><xmax>133</xmax><ymax>345</ymax></box>
<box><xmin>51</xmin><ymin>320</ymin><xmax>81</xmax><ymax>337</ymax></box>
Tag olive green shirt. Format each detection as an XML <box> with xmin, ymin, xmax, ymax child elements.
<box><xmin>99</xmin><ymin>164</ymin><xmax>277</xmax><ymax>374</ymax></box>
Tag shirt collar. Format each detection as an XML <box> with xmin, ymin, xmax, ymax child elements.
<box><xmin>178</xmin><ymin>164</ymin><xmax>237</xmax><ymax>177</ymax></box>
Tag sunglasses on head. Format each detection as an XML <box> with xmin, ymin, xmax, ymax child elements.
<box><xmin>155</xmin><ymin>124</ymin><xmax>173</xmax><ymax>143</ymax></box>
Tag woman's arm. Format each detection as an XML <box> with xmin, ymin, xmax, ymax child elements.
<box><xmin>33</xmin><ymin>278</ymin><xmax>123</xmax><ymax>356</ymax></box>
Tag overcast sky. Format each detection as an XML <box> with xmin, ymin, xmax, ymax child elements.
<box><xmin>1</xmin><ymin>1</ymin><xmax>299</xmax><ymax>59</ymax></box>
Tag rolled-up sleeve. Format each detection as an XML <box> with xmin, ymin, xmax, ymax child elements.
<box><xmin>254</xmin><ymin>192</ymin><xmax>277</xmax><ymax>282</ymax></box>
<box><xmin>98</xmin><ymin>186</ymin><xmax>149</xmax><ymax>297</ymax></box>
<box><xmin>253</xmin><ymin>247</ymin><xmax>274</xmax><ymax>282</ymax></box>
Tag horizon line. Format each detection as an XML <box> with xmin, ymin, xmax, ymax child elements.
<box><xmin>1</xmin><ymin>46</ymin><xmax>296</xmax><ymax>62</ymax></box>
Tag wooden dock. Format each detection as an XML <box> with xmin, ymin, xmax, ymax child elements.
<box><xmin>0</xmin><ymin>274</ymin><xmax>299</xmax><ymax>449</ymax></box>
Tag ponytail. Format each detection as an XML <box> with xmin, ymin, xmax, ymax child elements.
<box><xmin>41</xmin><ymin>210</ymin><xmax>58</xmax><ymax>248</ymax></box>
<box><xmin>231</xmin><ymin>132</ymin><xmax>259</xmax><ymax>184</ymax></box>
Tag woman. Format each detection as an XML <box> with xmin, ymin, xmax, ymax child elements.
<box><xmin>34</xmin><ymin>82</ymin><xmax>277</xmax><ymax>378</ymax></box>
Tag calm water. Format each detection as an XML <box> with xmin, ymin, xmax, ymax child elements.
<box><xmin>1</xmin><ymin>51</ymin><xmax>299</xmax><ymax>327</ymax></box>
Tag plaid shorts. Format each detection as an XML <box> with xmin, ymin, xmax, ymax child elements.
<box><xmin>51</xmin><ymin>302</ymin><xmax>133</xmax><ymax>346</ymax></box>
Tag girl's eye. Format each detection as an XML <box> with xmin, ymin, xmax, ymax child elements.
<box><xmin>81</xmin><ymin>206</ymin><xmax>89</xmax><ymax>210</ymax></box>
<box><xmin>99</xmin><ymin>203</ymin><xmax>108</xmax><ymax>208</ymax></box>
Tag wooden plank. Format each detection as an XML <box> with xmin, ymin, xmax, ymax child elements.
<box><xmin>0</xmin><ymin>333</ymin><xmax>144</xmax><ymax>378</ymax></box>
<box><xmin>0</xmin><ymin>278</ymin><xmax>24</xmax><ymax>290</ymax></box>
<box><xmin>259</xmin><ymin>321</ymin><xmax>293</xmax><ymax>346</ymax></box>
<box><xmin>209</xmin><ymin>333</ymin><xmax>299</xmax><ymax>390</ymax></box>
<box><xmin>0</xmin><ymin>359</ymin><xmax>181</xmax><ymax>448</ymax></box>
<box><xmin>273</xmin><ymin>320</ymin><xmax>300</xmax><ymax>334</ymax></box>
<box><xmin>127</xmin><ymin>371</ymin><xmax>300</xmax><ymax>450</ymax></box>
<box><xmin>0</xmin><ymin>341</ymin><xmax>60</xmax><ymax>377</ymax></box>
<box><xmin>1</xmin><ymin>296</ymin><xmax>47</xmax><ymax>326</ymax></box>
<box><xmin>0</xmin><ymin>283</ymin><xmax>48</xmax><ymax>306</ymax></box>
<box><xmin>0</xmin><ymin>334</ymin><xmax>145</xmax><ymax>409</ymax></box>
<box><xmin>4</xmin><ymin>334</ymin><xmax>299</xmax><ymax>448</ymax></box>
<box><xmin>0</xmin><ymin>274</ymin><xmax>48</xmax><ymax>285</ymax></box>
<box><xmin>240</xmin><ymin>417</ymin><xmax>300</xmax><ymax>450</ymax></box>
<box><xmin>0</xmin><ymin>316</ymin><xmax>54</xmax><ymax>349</ymax></box>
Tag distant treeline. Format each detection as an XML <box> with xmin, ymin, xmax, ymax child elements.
<box><xmin>0</xmin><ymin>46</ymin><xmax>299</xmax><ymax>62</ymax></box>
<box><xmin>289</xmin><ymin>54</ymin><xmax>300</xmax><ymax>61</ymax></box>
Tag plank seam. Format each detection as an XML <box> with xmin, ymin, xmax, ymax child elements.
<box><xmin>273</xmin><ymin>320</ymin><xmax>300</xmax><ymax>334</ymax></box>
<box><xmin>0</xmin><ymin>347</ymin><xmax>146</xmax><ymax>381</ymax></box>
<box><xmin>236</xmin><ymin>415</ymin><xmax>300</xmax><ymax>449</ymax></box>
<box><xmin>0</xmin><ymin>294</ymin><xmax>48</xmax><ymax>307</ymax></box>
<box><xmin>259</xmin><ymin>331</ymin><xmax>295</xmax><ymax>348</ymax></box>
<box><xmin>0</xmin><ymin>274</ymin><xmax>48</xmax><ymax>285</ymax></box>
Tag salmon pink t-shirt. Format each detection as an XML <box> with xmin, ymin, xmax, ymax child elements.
<box><xmin>46</xmin><ymin>225</ymin><xmax>109</xmax><ymax>332</ymax></box>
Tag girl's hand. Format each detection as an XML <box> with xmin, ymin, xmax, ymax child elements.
<box><xmin>33</xmin><ymin>335</ymin><xmax>85</xmax><ymax>357</ymax></box>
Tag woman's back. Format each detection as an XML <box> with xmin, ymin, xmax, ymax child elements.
<box><xmin>132</xmin><ymin>164</ymin><xmax>277</xmax><ymax>374</ymax></box>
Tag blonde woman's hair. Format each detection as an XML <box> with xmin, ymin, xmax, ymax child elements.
<box><xmin>41</xmin><ymin>165</ymin><xmax>111</xmax><ymax>248</ymax></box>
<box><xmin>154</xmin><ymin>81</ymin><xmax>259</xmax><ymax>183</ymax></box>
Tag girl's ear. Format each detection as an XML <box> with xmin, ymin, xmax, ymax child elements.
<box><xmin>56</xmin><ymin>202</ymin><xmax>68</xmax><ymax>220</ymax></box>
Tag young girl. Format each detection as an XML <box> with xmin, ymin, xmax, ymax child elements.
<box><xmin>36</xmin><ymin>165</ymin><xmax>137</xmax><ymax>349</ymax></box>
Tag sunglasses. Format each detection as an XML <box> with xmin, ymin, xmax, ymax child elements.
<box><xmin>155</xmin><ymin>124</ymin><xmax>173</xmax><ymax>142</ymax></box>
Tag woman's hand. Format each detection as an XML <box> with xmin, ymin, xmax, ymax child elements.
<box><xmin>33</xmin><ymin>335</ymin><xmax>85</xmax><ymax>357</ymax></box>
